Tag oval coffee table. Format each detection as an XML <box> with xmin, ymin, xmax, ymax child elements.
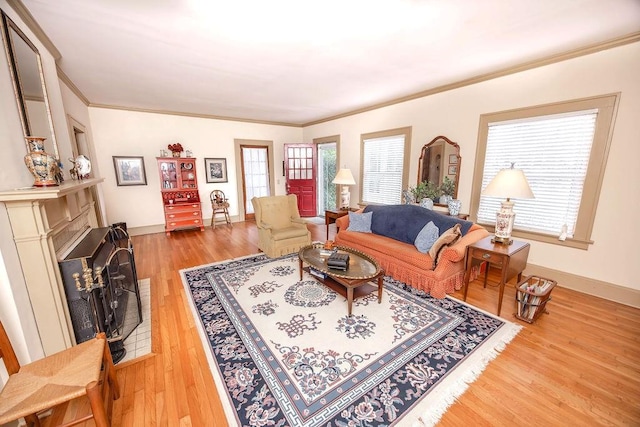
<box><xmin>298</xmin><ymin>244</ymin><xmax>384</xmax><ymax>316</ymax></box>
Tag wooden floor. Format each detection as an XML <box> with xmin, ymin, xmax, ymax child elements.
<box><xmin>42</xmin><ymin>220</ymin><xmax>640</xmax><ymax>426</ymax></box>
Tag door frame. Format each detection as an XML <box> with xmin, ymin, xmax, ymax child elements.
<box><xmin>313</xmin><ymin>135</ymin><xmax>341</xmax><ymax>214</ymax></box>
<box><xmin>234</xmin><ymin>139</ymin><xmax>275</xmax><ymax>221</ymax></box>
<box><xmin>66</xmin><ymin>114</ymin><xmax>106</xmax><ymax>226</ymax></box>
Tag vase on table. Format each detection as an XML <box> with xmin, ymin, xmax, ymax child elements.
<box><xmin>24</xmin><ymin>136</ymin><xmax>59</xmax><ymax>187</ymax></box>
<box><xmin>448</xmin><ymin>199</ymin><xmax>462</xmax><ymax>216</ymax></box>
<box><xmin>439</xmin><ymin>195</ymin><xmax>452</xmax><ymax>205</ymax></box>
<box><xmin>420</xmin><ymin>198</ymin><xmax>434</xmax><ymax>210</ymax></box>
<box><xmin>402</xmin><ymin>189</ymin><xmax>415</xmax><ymax>204</ymax></box>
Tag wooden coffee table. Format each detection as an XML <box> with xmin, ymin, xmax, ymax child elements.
<box><xmin>298</xmin><ymin>244</ymin><xmax>384</xmax><ymax>316</ymax></box>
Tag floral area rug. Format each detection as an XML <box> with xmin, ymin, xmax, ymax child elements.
<box><xmin>181</xmin><ymin>254</ymin><xmax>521</xmax><ymax>426</ymax></box>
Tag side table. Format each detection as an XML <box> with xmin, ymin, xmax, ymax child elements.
<box><xmin>463</xmin><ymin>236</ymin><xmax>530</xmax><ymax>316</ymax></box>
<box><xmin>325</xmin><ymin>208</ymin><xmax>356</xmax><ymax>239</ymax></box>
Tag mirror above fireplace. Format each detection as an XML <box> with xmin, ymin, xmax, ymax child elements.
<box><xmin>1</xmin><ymin>11</ymin><xmax>58</xmax><ymax>157</ymax></box>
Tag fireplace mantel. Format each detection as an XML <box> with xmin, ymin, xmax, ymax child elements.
<box><xmin>0</xmin><ymin>178</ymin><xmax>104</xmax><ymax>356</ymax></box>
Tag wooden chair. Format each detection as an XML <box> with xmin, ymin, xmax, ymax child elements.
<box><xmin>0</xmin><ymin>322</ymin><xmax>120</xmax><ymax>427</ymax></box>
<box><xmin>210</xmin><ymin>189</ymin><xmax>231</xmax><ymax>228</ymax></box>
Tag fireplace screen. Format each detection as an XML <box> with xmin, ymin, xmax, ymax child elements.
<box><xmin>58</xmin><ymin>224</ymin><xmax>142</xmax><ymax>363</ymax></box>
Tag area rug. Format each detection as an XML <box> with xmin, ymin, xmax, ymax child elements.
<box><xmin>181</xmin><ymin>254</ymin><xmax>521</xmax><ymax>426</ymax></box>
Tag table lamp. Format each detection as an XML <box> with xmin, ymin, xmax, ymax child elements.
<box><xmin>332</xmin><ymin>168</ymin><xmax>356</xmax><ymax>209</ymax></box>
<box><xmin>482</xmin><ymin>163</ymin><xmax>534</xmax><ymax>244</ymax></box>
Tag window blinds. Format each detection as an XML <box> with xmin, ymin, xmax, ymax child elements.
<box><xmin>478</xmin><ymin>110</ymin><xmax>597</xmax><ymax>238</ymax></box>
<box><xmin>362</xmin><ymin>134</ymin><xmax>405</xmax><ymax>205</ymax></box>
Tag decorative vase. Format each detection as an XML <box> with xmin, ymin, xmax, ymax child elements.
<box><xmin>402</xmin><ymin>189</ymin><xmax>415</xmax><ymax>204</ymax></box>
<box><xmin>172</xmin><ymin>151</ymin><xmax>181</xmax><ymax>157</ymax></box>
<box><xmin>420</xmin><ymin>198</ymin><xmax>434</xmax><ymax>210</ymax></box>
<box><xmin>448</xmin><ymin>199</ymin><xmax>462</xmax><ymax>216</ymax></box>
<box><xmin>24</xmin><ymin>136</ymin><xmax>59</xmax><ymax>187</ymax></box>
<box><xmin>439</xmin><ymin>195</ymin><xmax>452</xmax><ymax>205</ymax></box>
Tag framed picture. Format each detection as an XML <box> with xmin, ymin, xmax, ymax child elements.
<box><xmin>113</xmin><ymin>156</ymin><xmax>147</xmax><ymax>186</ymax></box>
<box><xmin>449</xmin><ymin>154</ymin><xmax>458</xmax><ymax>164</ymax></box>
<box><xmin>205</xmin><ymin>158</ymin><xmax>228</xmax><ymax>183</ymax></box>
<box><xmin>448</xmin><ymin>165</ymin><xmax>457</xmax><ymax>175</ymax></box>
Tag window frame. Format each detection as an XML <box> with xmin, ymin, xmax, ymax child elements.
<box><xmin>470</xmin><ymin>93</ymin><xmax>619</xmax><ymax>249</ymax></box>
<box><xmin>359</xmin><ymin>127</ymin><xmax>412</xmax><ymax>206</ymax></box>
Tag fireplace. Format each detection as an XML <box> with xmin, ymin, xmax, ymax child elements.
<box><xmin>58</xmin><ymin>224</ymin><xmax>142</xmax><ymax>363</ymax></box>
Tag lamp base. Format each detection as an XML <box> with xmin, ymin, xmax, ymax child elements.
<box><xmin>339</xmin><ymin>186</ymin><xmax>351</xmax><ymax>210</ymax></box>
<box><xmin>491</xmin><ymin>235</ymin><xmax>513</xmax><ymax>245</ymax></box>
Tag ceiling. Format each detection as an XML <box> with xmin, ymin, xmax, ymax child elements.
<box><xmin>19</xmin><ymin>0</ymin><xmax>640</xmax><ymax>126</ymax></box>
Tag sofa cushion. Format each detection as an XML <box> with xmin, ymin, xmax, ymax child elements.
<box><xmin>364</xmin><ymin>204</ymin><xmax>473</xmax><ymax>244</ymax></box>
<box><xmin>414</xmin><ymin>221</ymin><xmax>439</xmax><ymax>253</ymax></box>
<box><xmin>346</xmin><ymin>211</ymin><xmax>372</xmax><ymax>233</ymax></box>
<box><xmin>429</xmin><ymin>224</ymin><xmax>462</xmax><ymax>269</ymax></box>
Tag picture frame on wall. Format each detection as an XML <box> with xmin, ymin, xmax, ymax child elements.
<box><xmin>113</xmin><ymin>156</ymin><xmax>147</xmax><ymax>186</ymax></box>
<box><xmin>449</xmin><ymin>154</ymin><xmax>458</xmax><ymax>164</ymax></box>
<box><xmin>448</xmin><ymin>164</ymin><xmax>457</xmax><ymax>175</ymax></box>
<box><xmin>205</xmin><ymin>158</ymin><xmax>228</xmax><ymax>183</ymax></box>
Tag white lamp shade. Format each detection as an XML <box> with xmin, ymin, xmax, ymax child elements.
<box><xmin>332</xmin><ymin>168</ymin><xmax>356</xmax><ymax>186</ymax></box>
<box><xmin>482</xmin><ymin>167</ymin><xmax>534</xmax><ymax>200</ymax></box>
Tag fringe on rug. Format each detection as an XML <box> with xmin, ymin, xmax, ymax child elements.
<box><xmin>411</xmin><ymin>322</ymin><xmax>522</xmax><ymax>427</ymax></box>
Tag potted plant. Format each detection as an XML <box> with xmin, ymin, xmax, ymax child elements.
<box><xmin>168</xmin><ymin>143</ymin><xmax>184</xmax><ymax>157</ymax></box>
<box><xmin>439</xmin><ymin>176</ymin><xmax>456</xmax><ymax>204</ymax></box>
<box><xmin>412</xmin><ymin>181</ymin><xmax>439</xmax><ymax>209</ymax></box>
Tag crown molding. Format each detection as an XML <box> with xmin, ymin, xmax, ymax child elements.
<box><xmin>56</xmin><ymin>64</ymin><xmax>90</xmax><ymax>105</ymax></box>
<box><xmin>88</xmin><ymin>103</ymin><xmax>303</xmax><ymax>128</ymax></box>
<box><xmin>302</xmin><ymin>31</ymin><xmax>640</xmax><ymax>127</ymax></box>
<box><xmin>5</xmin><ymin>0</ymin><xmax>60</xmax><ymax>59</ymax></box>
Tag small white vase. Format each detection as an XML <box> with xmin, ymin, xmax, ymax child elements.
<box><xmin>420</xmin><ymin>198</ymin><xmax>434</xmax><ymax>210</ymax></box>
<box><xmin>439</xmin><ymin>195</ymin><xmax>452</xmax><ymax>205</ymax></box>
<box><xmin>448</xmin><ymin>199</ymin><xmax>462</xmax><ymax>216</ymax></box>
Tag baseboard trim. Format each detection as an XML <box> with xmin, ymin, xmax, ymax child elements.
<box><xmin>127</xmin><ymin>216</ymin><xmax>239</xmax><ymax>237</ymax></box>
<box><xmin>525</xmin><ymin>263</ymin><xmax>639</xmax><ymax>309</ymax></box>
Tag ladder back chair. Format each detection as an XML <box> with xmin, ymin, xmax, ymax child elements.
<box><xmin>0</xmin><ymin>321</ymin><xmax>120</xmax><ymax>427</ymax></box>
<box><xmin>210</xmin><ymin>190</ymin><xmax>232</xmax><ymax>228</ymax></box>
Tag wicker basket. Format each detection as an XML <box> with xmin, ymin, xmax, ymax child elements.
<box><xmin>515</xmin><ymin>275</ymin><xmax>557</xmax><ymax>324</ymax></box>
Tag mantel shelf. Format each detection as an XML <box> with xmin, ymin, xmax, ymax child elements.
<box><xmin>0</xmin><ymin>177</ymin><xmax>104</xmax><ymax>202</ymax></box>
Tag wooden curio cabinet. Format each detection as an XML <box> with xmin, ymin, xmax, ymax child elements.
<box><xmin>156</xmin><ymin>157</ymin><xmax>204</xmax><ymax>235</ymax></box>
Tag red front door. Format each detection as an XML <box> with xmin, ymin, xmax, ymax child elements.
<box><xmin>284</xmin><ymin>143</ymin><xmax>316</xmax><ymax>217</ymax></box>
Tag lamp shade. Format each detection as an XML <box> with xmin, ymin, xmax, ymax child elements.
<box><xmin>482</xmin><ymin>166</ymin><xmax>534</xmax><ymax>200</ymax></box>
<box><xmin>332</xmin><ymin>168</ymin><xmax>356</xmax><ymax>186</ymax></box>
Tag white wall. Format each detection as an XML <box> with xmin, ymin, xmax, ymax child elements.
<box><xmin>0</xmin><ymin>0</ymin><xmax>68</xmax><ymax>361</ymax></box>
<box><xmin>303</xmin><ymin>42</ymin><xmax>640</xmax><ymax>292</ymax></box>
<box><xmin>88</xmin><ymin>108</ymin><xmax>303</xmax><ymax>228</ymax></box>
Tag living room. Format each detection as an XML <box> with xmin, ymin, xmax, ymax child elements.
<box><xmin>1</xmin><ymin>0</ymin><xmax>639</xmax><ymax>425</ymax></box>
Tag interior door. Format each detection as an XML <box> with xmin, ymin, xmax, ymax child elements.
<box><xmin>241</xmin><ymin>145</ymin><xmax>271</xmax><ymax>220</ymax></box>
<box><xmin>284</xmin><ymin>144</ymin><xmax>316</xmax><ymax>217</ymax></box>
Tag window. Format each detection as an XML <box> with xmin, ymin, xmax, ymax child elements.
<box><xmin>470</xmin><ymin>94</ymin><xmax>619</xmax><ymax>249</ymax></box>
<box><xmin>360</xmin><ymin>127</ymin><xmax>411</xmax><ymax>205</ymax></box>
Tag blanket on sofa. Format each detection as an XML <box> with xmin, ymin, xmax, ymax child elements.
<box><xmin>363</xmin><ymin>204</ymin><xmax>473</xmax><ymax>245</ymax></box>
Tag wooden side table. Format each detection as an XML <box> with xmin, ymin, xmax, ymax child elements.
<box><xmin>463</xmin><ymin>236</ymin><xmax>530</xmax><ymax>316</ymax></box>
<box><xmin>325</xmin><ymin>208</ymin><xmax>356</xmax><ymax>239</ymax></box>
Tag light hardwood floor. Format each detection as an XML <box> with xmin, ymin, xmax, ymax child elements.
<box><xmin>42</xmin><ymin>221</ymin><xmax>639</xmax><ymax>426</ymax></box>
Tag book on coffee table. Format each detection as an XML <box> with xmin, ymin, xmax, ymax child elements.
<box><xmin>327</xmin><ymin>252</ymin><xmax>350</xmax><ymax>270</ymax></box>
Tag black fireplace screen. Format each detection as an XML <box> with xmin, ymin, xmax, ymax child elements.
<box><xmin>58</xmin><ymin>223</ymin><xmax>142</xmax><ymax>363</ymax></box>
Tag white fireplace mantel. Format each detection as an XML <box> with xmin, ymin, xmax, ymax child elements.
<box><xmin>0</xmin><ymin>178</ymin><xmax>104</xmax><ymax>356</ymax></box>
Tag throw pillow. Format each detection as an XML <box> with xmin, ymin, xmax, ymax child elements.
<box><xmin>428</xmin><ymin>223</ymin><xmax>462</xmax><ymax>269</ymax></box>
<box><xmin>347</xmin><ymin>211</ymin><xmax>373</xmax><ymax>233</ymax></box>
<box><xmin>414</xmin><ymin>221</ymin><xmax>439</xmax><ymax>253</ymax></box>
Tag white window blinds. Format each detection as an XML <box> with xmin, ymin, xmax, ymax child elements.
<box><xmin>362</xmin><ymin>134</ymin><xmax>405</xmax><ymax>205</ymax></box>
<box><xmin>478</xmin><ymin>110</ymin><xmax>597</xmax><ymax>238</ymax></box>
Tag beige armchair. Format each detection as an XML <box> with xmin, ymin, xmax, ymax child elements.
<box><xmin>251</xmin><ymin>194</ymin><xmax>311</xmax><ymax>258</ymax></box>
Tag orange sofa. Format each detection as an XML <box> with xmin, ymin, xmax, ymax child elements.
<box><xmin>335</xmin><ymin>207</ymin><xmax>489</xmax><ymax>298</ymax></box>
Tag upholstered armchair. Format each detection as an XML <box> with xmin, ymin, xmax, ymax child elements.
<box><xmin>251</xmin><ymin>194</ymin><xmax>311</xmax><ymax>258</ymax></box>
